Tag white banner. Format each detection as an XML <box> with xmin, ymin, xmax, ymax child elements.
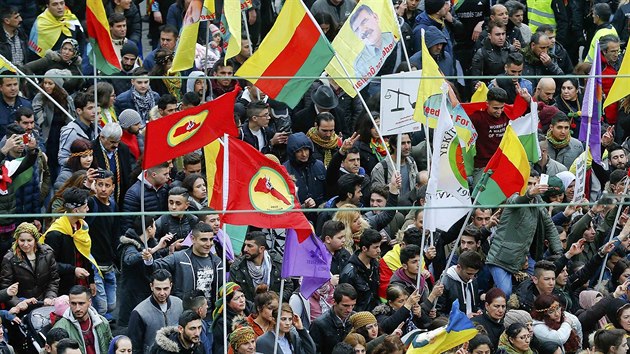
<box><xmin>380</xmin><ymin>71</ymin><xmax>424</xmax><ymax>135</ymax></box>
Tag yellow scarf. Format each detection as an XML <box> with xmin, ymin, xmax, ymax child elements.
<box><xmin>29</xmin><ymin>8</ymin><xmax>82</xmax><ymax>57</ymax></box>
<box><xmin>39</xmin><ymin>215</ymin><xmax>101</xmax><ymax>276</ymax></box>
<box><xmin>306</xmin><ymin>127</ymin><xmax>340</xmax><ymax>167</ymax></box>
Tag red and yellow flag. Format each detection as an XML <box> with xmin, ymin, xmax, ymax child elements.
<box><xmin>86</xmin><ymin>0</ymin><xmax>121</xmax><ymax>74</ymax></box>
<box><xmin>143</xmin><ymin>89</ymin><xmax>239</xmax><ymax>169</ymax></box>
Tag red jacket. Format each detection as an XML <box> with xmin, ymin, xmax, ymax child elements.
<box><xmin>601</xmin><ymin>51</ymin><xmax>619</xmax><ymax>124</ymax></box>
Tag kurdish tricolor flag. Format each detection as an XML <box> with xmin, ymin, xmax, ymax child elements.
<box><xmin>86</xmin><ymin>0</ymin><xmax>121</xmax><ymax>74</ymax></box>
<box><xmin>510</xmin><ymin>99</ymin><xmax>541</xmax><ymax>163</ymax></box>
<box><xmin>235</xmin><ymin>0</ymin><xmax>335</xmax><ymax>108</ymax></box>
<box><xmin>474</xmin><ymin>125</ymin><xmax>530</xmax><ymax>206</ymax></box>
<box><xmin>407</xmin><ymin>299</ymin><xmax>478</xmax><ymax>353</ymax></box>
<box><xmin>424</xmin><ymin>90</ymin><xmax>471</xmax><ymax>233</ymax></box>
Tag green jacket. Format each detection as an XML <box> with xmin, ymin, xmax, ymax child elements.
<box><xmin>52</xmin><ymin>307</ymin><xmax>112</xmax><ymax>354</ymax></box>
<box><xmin>486</xmin><ymin>194</ymin><xmax>562</xmax><ymax>273</ymax></box>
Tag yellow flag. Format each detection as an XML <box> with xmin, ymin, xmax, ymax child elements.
<box><xmin>412</xmin><ymin>30</ymin><xmax>444</xmax><ymax>126</ymax></box>
<box><xmin>170</xmin><ymin>0</ymin><xmax>203</xmax><ymax>73</ymax></box>
<box><xmin>0</xmin><ymin>55</ymin><xmax>15</xmax><ymax>73</ymax></box>
<box><xmin>223</xmin><ymin>0</ymin><xmax>242</xmax><ymax>62</ymax></box>
<box><xmin>470</xmin><ymin>82</ymin><xmax>489</xmax><ymax>103</ymax></box>
<box><xmin>604</xmin><ymin>53</ymin><xmax>630</xmax><ymax>108</ymax></box>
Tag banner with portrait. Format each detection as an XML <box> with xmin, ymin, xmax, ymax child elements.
<box><xmin>325</xmin><ymin>0</ymin><xmax>401</xmax><ymax>96</ymax></box>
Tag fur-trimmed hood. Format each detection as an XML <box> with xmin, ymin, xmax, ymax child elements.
<box><xmin>153</xmin><ymin>326</ymin><xmax>181</xmax><ymax>353</ymax></box>
<box><xmin>118</xmin><ymin>233</ymin><xmax>143</xmax><ymax>250</ymax></box>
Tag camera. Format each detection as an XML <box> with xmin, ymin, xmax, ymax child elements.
<box><xmin>96</xmin><ymin>169</ymin><xmax>108</xmax><ymax>179</ymax></box>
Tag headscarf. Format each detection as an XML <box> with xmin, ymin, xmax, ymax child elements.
<box><xmin>12</xmin><ymin>222</ymin><xmax>40</xmax><ymax>257</ymax></box>
<box><xmin>349</xmin><ymin>312</ymin><xmax>378</xmax><ymax>332</ymax></box>
<box><xmin>212</xmin><ymin>282</ymin><xmax>241</xmax><ymax>322</ymax></box>
<box><xmin>556</xmin><ymin>171</ymin><xmax>576</xmax><ymax>191</ymax></box>
<box><xmin>107</xmin><ymin>335</ymin><xmax>130</xmax><ymax>354</ymax></box>
<box><xmin>229</xmin><ymin>326</ymin><xmax>256</xmax><ymax>350</ymax></box>
<box><xmin>579</xmin><ymin>290</ymin><xmax>607</xmax><ymax>329</ymax></box>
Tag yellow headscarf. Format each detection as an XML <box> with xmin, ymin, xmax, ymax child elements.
<box><xmin>39</xmin><ymin>215</ymin><xmax>101</xmax><ymax>276</ymax></box>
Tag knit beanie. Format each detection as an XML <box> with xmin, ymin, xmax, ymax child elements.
<box><xmin>350</xmin><ymin>312</ymin><xmax>378</xmax><ymax>331</ymax></box>
<box><xmin>229</xmin><ymin>326</ymin><xmax>256</xmax><ymax>350</ymax></box>
<box><xmin>120</xmin><ymin>42</ymin><xmax>139</xmax><ymax>58</ymax></box>
<box><xmin>45</xmin><ymin>69</ymin><xmax>71</xmax><ymax>89</ymax></box>
<box><xmin>538</xmin><ymin>103</ymin><xmax>561</xmax><ymax>131</ymax></box>
<box><xmin>503</xmin><ymin>309</ymin><xmax>532</xmax><ymax>329</ymax></box>
<box><xmin>209</xmin><ymin>24</ymin><xmax>220</xmax><ymax>36</ymax></box>
<box><xmin>212</xmin><ymin>282</ymin><xmax>241</xmax><ymax>322</ymax></box>
<box><xmin>118</xmin><ymin>109</ymin><xmax>142</xmax><ymax>129</ymax></box>
<box><xmin>425</xmin><ymin>0</ymin><xmax>447</xmax><ymax>14</ymax></box>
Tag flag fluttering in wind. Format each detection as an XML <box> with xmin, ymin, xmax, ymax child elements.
<box><xmin>283</xmin><ymin>229</ymin><xmax>332</xmax><ymax>298</ymax></box>
<box><xmin>221</xmin><ymin>0</ymin><xmax>242</xmax><ymax>62</ymax></box>
<box><xmin>235</xmin><ymin>0</ymin><xmax>335</xmax><ymax>108</ymax></box>
<box><xmin>413</xmin><ymin>30</ymin><xmax>444</xmax><ymax>125</ymax></box>
<box><xmin>510</xmin><ymin>99</ymin><xmax>541</xmax><ymax>164</ymax></box>
<box><xmin>86</xmin><ymin>0</ymin><xmax>122</xmax><ymax>74</ymax></box>
<box><xmin>579</xmin><ymin>41</ymin><xmax>603</xmax><ymax>164</ymax></box>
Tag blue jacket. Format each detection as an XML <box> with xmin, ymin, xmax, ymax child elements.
<box><xmin>409</xmin><ymin>26</ymin><xmax>454</xmax><ymax>76</ymax></box>
<box><xmin>114</xmin><ymin>88</ymin><xmax>160</xmax><ymax>122</ymax></box>
<box><xmin>413</xmin><ymin>12</ymin><xmax>453</xmax><ymax>56</ymax></box>
<box><xmin>283</xmin><ymin>133</ymin><xmax>326</xmax><ymax>206</ymax></box>
<box><xmin>0</xmin><ymin>96</ymin><xmax>31</xmax><ymax>138</ymax></box>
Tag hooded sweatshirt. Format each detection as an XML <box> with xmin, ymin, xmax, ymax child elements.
<box><xmin>437</xmin><ymin>265</ymin><xmax>479</xmax><ymax>316</ymax></box>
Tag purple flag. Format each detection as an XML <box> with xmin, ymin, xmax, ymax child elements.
<box><xmin>579</xmin><ymin>41</ymin><xmax>602</xmax><ymax>164</ymax></box>
<box><xmin>282</xmin><ymin>229</ymin><xmax>332</xmax><ymax>298</ymax></box>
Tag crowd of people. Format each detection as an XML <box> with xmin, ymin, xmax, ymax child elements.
<box><xmin>1</xmin><ymin>0</ymin><xmax>630</xmax><ymax>353</ymax></box>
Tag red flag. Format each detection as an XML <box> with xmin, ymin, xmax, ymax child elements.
<box><xmin>212</xmin><ymin>137</ymin><xmax>313</xmax><ymax>239</ymax></box>
<box><xmin>142</xmin><ymin>89</ymin><xmax>239</xmax><ymax>169</ymax></box>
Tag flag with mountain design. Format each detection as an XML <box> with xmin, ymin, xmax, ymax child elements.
<box><xmin>142</xmin><ymin>89</ymin><xmax>239</xmax><ymax>169</ymax></box>
<box><xmin>206</xmin><ymin>136</ymin><xmax>313</xmax><ymax>240</ymax></box>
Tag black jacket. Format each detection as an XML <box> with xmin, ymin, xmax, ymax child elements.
<box><xmin>340</xmin><ymin>252</ymin><xmax>380</xmax><ymax>312</ymax></box>
<box><xmin>155</xmin><ymin>213</ymin><xmax>199</xmax><ymax>241</ymax></box>
<box><xmin>150</xmin><ymin>326</ymin><xmax>204</xmax><ymax>354</ymax></box>
<box><xmin>283</xmin><ymin>133</ymin><xmax>327</xmax><ymax>207</ymax></box>
<box><xmin>229</xmin><ymin>250</ymin><xmax>293</xmax><ymax>302</ymax></box>
<box><xmin>104</xmin><ymin>2</ymin><xmax>142</xmax><ymax>45</ymax></box>
<box><xmin>238</xmin><ymin>123</ymin><xmax>273</xmax><ymax>154</ymax></box>
<box><xmin>472</xmin><ymin>312</ymin><xmax>504</xmax><ymax>349</ymax></box>
<box><xmin>330</xmin><ymin>248</ymin><xmax>351</xmax><ymax>275</ymax></box>
<box><xmin>122</xmin><ymin>179</ymin><xmax>169</xmax><ymax>232</ymax></box>
<box><xmin>471</xmin><ymin>38</ymin><xmax>514</xmax><ymax>84</ymax></box>
<box><xmin>309</xmin><ymin>309</ymin><xmax>353</xmax><ymax>354</ymax></box>
<box><xmin>0</xmin><ymin>28</ymin><xmax>28</xmax><ymax>65</ymax></box>
<box><xmin>44</xmin><ymin>229</ymin><xmax>95</xmax><ymax>295</ymax></box>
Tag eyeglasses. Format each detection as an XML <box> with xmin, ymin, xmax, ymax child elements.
<box><xmin>517</xmin><ymin>334</ymin><xmax>531</xmax><ymax>341</ymax></box>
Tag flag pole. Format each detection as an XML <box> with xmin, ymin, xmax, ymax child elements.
<box><xmin>0</xmin><ymin>54</ymin><xmax>74</xmax><ymax>121</ymax></box>
<box><xmin>392</xmin><ymin>2</ymin><xmax>411</xmax><ymax>68</ymax></box>
<box><xmin>331</xmin><ymin>53</ymin><xmax>397</xmax><ymax>171</ymax></box>
<box><xmin>202</xmin><ymin>22</ymin><xmax>210</xmax><ymax>102</ymax></box>
<box><xmin>93</xmin><ymin>50</ymin><xmax>99</xmax><ymax>137</ymax></box>
<box><xmin>422</xmin><ymin>29</ymin><xmax>433</xmax><ymax>173</ymax></box>
<box><xmin>417</xmin><ymin>225</ymin><xmax>427</xmax><ymax>291</ymax></box>
<box><xmin>597</xmin><ymin>177</ymin><xmax>630</xmax><ymax>284</ymax></box>
<box><xmin>140</xmin><ymin>170</ymin><xmax>148</xmax><ymax>249</ymax></box>
<box><xmin>221</xmin><ymin>133</ymin><xmax>230</xmax><ymax>353</ymax></box>
<box><xmin>396</xmin><ymin>133</ymin><xmax>402</xmax><ymax>172</ymax></box>
<box><xmin>242</xmin><ymin>10</ymin><xmax>254</xmax><ymax>57</ymax></box>
<box><xmin>272</xmin><ymin>278</ymin><xmax>285</xmax><ymax>354</ymax></box>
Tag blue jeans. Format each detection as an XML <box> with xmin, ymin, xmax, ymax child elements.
<box><xmin>488</xmin><ymin>265</ymin><xmax>514</xmax><ymax>297</ymax></box>
<box><xmin>93</xmin><ymin>266</ymin><xmax>117</xmax><ymax>316</ymax></box>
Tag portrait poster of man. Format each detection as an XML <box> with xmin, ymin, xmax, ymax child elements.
<box><xmin>325</xmin><ymin>0</ymin><xmax>401</xmax><ymax>95</ymax></box>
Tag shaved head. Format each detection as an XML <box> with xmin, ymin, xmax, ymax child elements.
<box><xmin>537</xmin><ymin>77</ymin><xmax>556</xmax><ymax>91</ymax></box>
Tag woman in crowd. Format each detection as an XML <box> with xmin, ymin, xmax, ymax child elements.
<box><xmin>107</xmin><ymin>335</ymin><xmax>132</xmax><ymax>354</ymax></box>
<box><xmin>182</xmin><ymin>173</ymin><xmax>207</xmax><ymax>211</ymax></box>
<box><xmin>607</xmin><ymin>258</ymin><xmax>630</xmax><ymax>294</ymax></box>
<box><xmin>118</xmin><ymin>216</ymin><xmax>169</xmax><ymax>327</ymax></box>
<box><xmin>255</xmin><ymin>303</ymin><xmax>316</xmax><ymax>354</ymax></box>
<box><xmin>348</xmin><ymin>311</ymin><xmax>398</xmax><ymax>352</ymax></box>
<box><xmin>289</xmin><ymin>277</ymin><xmax>335</xmax><ymax>329</ymax></box>
<box><xmin>498</xmin><ymin>323</ymin><xmax>534</xmax><ymax>354</ymax></box>
<box><xmin>49</xmin><ymin>170</ymin><xmax>89</xmax><ymax>213</ymax></box>
<box><xmin>32</xmin><ymin>69</ymin><xmax>75</xmax><ymax>181</ymax></box>
<box><xmin>54</xmin><ymin>139</ymin><xmax>97</xmax><ymax>190</ymax></box>
<box><xmin>472</xmin><ymin>288</ymin><xmax>507</xmax><ymax>349</ymax></box>
<box><xmin>554</xmin><ymin>78</ymin><xmax>583</xmax><ymax>137</ymax></box>
<box><xmin>468</xmin><ymin>334</ymin><xmax>494</xmax><ymax>354</ymax></box>
<box><xmin>25</xmin><ymin>38</ymin><xmax>84</xmax><ymax>94</ymax></box>
<box><xmin>0</xmin><ymin>222</ymin><xmax>59</xmax><ymax>307</ymax></box>
<box><xmin>373</xmin><ymin>285</ymin><xmax>425</xmax><ymax>334</ymax></box>
<box><xmin>333</xmin><ymin>205</ymin><xmax>370</xmax><ymax>252</ymax></box>
<box><xmin>149</xmin><ymin>49</ymin><xmax>182</xmax><ymax>100</ymax></box>
<box><xmin>314</xmin><ymin>12</ymin><xmax>339</xmax><ymax>42</ymax></box>
<box><xmin>343</xmin><ymin>333</ymin><xmax>367</xmax><ymax>354</ymax></box>
<box><xmin>96</xmin><ymin>82</ymin><xmax>118</xmax><ymax>128</ymax></box>
<box><xmin>556</xmin><ymin>171</ymin><xmax>576</xmax><ymax>203</ymax></box>
<box><xmin>246</xmin><ymin>284</ymin><xmax>278</xmax><ymax>338</ymax></box>
<box><xmin>370</xmin><ymin>335</ymin><xmax>405</xmax><ymax>354</ymax></box>
<box><xmin>592</xmin><ymin>328</ymin><xmax>628</xmax><ymax>354</ymax></box>
<box><xmin>354</xmin><ymin>112</ymin><xmax>387</xmax><ymax>176</ymax></box>
<box><xmin>229</xmin><ymin>325</ymin><xmax>258</xmax><ymax>354</ymax></box>
<box><xmin>531</xmin><ymin>294</ymin><xmax>581</xmax><ymax>353</ymax></box>
<box><xmin>213</xmin><ymin>283</ymin><xmax>250</xmax><ymax>354</ymax></box>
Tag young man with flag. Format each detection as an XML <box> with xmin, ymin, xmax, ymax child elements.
<box><xmin>28</xmin><ymin>0</ymin><xmax>84</xmax><ymax>59</ymax></box>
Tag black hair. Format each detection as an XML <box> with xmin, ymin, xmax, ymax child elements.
<box><xmin>246</xmin><ymin>100</ymin><xmax>269</xmax><ymax>120</ymax></box>
<box><xmin>316</xmin><ymin>112</ymin><xmax>335</xmax><ymax>126</ymax></box>
<box><xmin>535</xmin><ymin>24</ymin><xmax>555</xmax><ymax>34</ymax></box>
<box><xmin>402</xmin><ymin>227</ymin><xmax>422</xmax><ymax>246</ymax></box>
<box><xmin>550</xmin><ymin>111</ymin><xmax>570</xmax><ymax>126</ymax></box>
<box><xmin>56</xmin><ymin>338</ymin><xmax>81</xmax><ymax>354</ymax></box>
<box><xmin>192</xmin><ymin>222</ymin><xmax>213</xmax><ymax>237</ymax></box>
<box><xmin>608</xmin><ymin>144</ymin><xmax>626</xmax><ymax>159</ymax></box>
<box><xmin>178</xmin><ymin>310</ymin><xmax>201</xmax><ymax>327</ymax></box>
<box><xmin>212</xmin><ymin>56</ymin><xmax>234</xmax><ymax>74</ymax></box>
<box><xmin>506</xmin><ymin>322</ymin><xmax>528</xmax><ymax>339</ymax></box>
<box><xmin>69</xmin><ymin>285</ymin><xmax>91</xmax><ymax>299</ymax></box>
<box><xmin>74</xmin><ymin>92</ymin><xmax>95</xmax><ymax>110</ymax></box>
<box><xmin>593</xmin><ymin>2</ymin><xmax>612</xmax><ymax>21</ymax></box>
<box><xmin>46</xmin><ymin>328</ymin><xmax>70</xmax><ymax>346</ymax></box>
<box><xmin>458</xmin><ymin>251</ymin><xmax>484</xmax><ymax>270</ymax></box>
<box><xmin>487</xmin><ymin>87</ymin><xmax>508</xmax><ymax>103</ymax></box>
<box><xmin>183</xmin><ymin>152</ymin><xmax>202</xmax><ymax>166</ymax></box>
<box><xmin>533</xmin><ymin>260</ymin><xmax>556</xmax><ymax>278</ymax></box>
<box><xmin>359</xmin><ymin>228</ymin><xmax>382</xmax><ymax>250</ymax></box>
<box><xmin>331</xmin><ymin>342</ymin><xmax>354</xmax><ymax>354</ymax></box>
<box><xmin>245</xmin><ymin>231</ymin><xmax>267</xmax><ymax>248</ymax></box>
<box><xmin>168</xmin><ymin>186</ymin><xmax>189</xmax><ymax>199</ymax></box>
<box><xmin>462</xmin><ymin>225</ymin><xmax>482</xmax><ymax>242</ymax></box>
<box><xmin>388</xmin><ymin>133</ymin><xmax>411</xmax><ymax>153</ymax></box>
<box><xmin>157</xmin><ymin>94</ymin><xmax>177</xmax><ymax>110</ymax></box>
<box><xmin>487</xmin><ymin>20</ymin><xmax>506</xmax><ymax>33</ymax></box>
<box><xmin>506</xmin><ymin>52</ymin><xmax>524</xmax><ymax>66</ymax></box>
<box><xmin>336</xmin><ymin>174</ymin><xmax>364</xmax><ymax>201</ymax></box>
<box><xmin>594</xmin><ymin>329</ymin><xmax>626</xmax><ymax>353</ymax></box>
<box><xmin>400</xmin><ymin>244</ymin><xmax>421</xmax><ymax>264</ymax></box>
<box><xmin>356</xmin><ymin>112</ymin><xmax>379</xmax><ymax>144</ymax></box>
<box><xmin>469</xmin><ymin>334</ymin><xmax>493</xmax><ymax>353</ymax></box>
<box><xmin>370</xmin><ymin>185</ymin><xmax>389</xmax><ymax>199</ymax></box>
<box><xmin>183</xmin><ymin>289</ymin><xmax>207</xmax><ymax>311</ymax></box>
<box><xmin>151</xmin><ymin>269</ymin><xmax>173</xmax><ymax>283</ymax></box>
<box><xmin>0</xmin><ymin>6</ymin><xmax>19</xmax><ymax>21</ymax></box>
<box><xmin>333</xmin><ymin>283</ymin><xmax>357</xmax><ymax>303</ymax></box>
<box><xmin>131</xmin><ymin>67</ymin><xmax>149</xmax><ymax>77</ymax></box>
<box><xmin>385</xmin><ymin>285</ymin><xmax>408</xmax><ymax>302</ymax></box>
<box><xmin>96</xmin><ymin>169</ymin><xmax>114</xmax><ymax>182</ymax></box>
<box><xmin>108</xmin><ymin>12</ymin><xmax>126</xmax><ymax>26</ymax></box>
<box><xmin>15</xmin><ymin>107</ymin><xmax>34</xmax><ymax>122</ymax></box>
<box><xmin>132</xmin><ymin>215</ymin><xmax>155</xmax><ymax>235</ymax></box>
<box><xmin>321</xmin><ymin>220</ymin><xmax>345</xmax><ymax>240</ymax></box>
<box><xmin>62</xmin><ymin>187</ymin><xmax>90</xmax><ymax>209</ymax></box>
<box><xmin>182</xmin><ymin>173</ymin><xmax>206</xmax><ymax>195</ymax></box>
<box><xmin>182</xmin><ymin>91</ymin><xmax>201</xmax><ymax>106</ymax></box>
<box><xmin>159</xmin><ymin>24</ymin><xmax>179</xmax><ymax>37</ymax></box>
